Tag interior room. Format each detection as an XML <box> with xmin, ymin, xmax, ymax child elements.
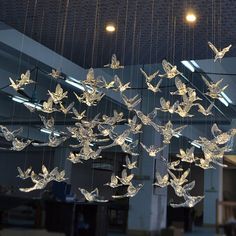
<box><xmin>0</xmin><ymin>0</ymin><xmax>236</xmax><ymax>236</ymax></box>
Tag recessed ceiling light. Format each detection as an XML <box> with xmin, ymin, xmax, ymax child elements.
<box><xmin>186</xmin><ymin>13</ymin><xmax>197</xmax><ymax>23</ymax></box>
<box><xmin>106</xmin><ymin>24</ymin><xmax>115</xmax><ymax>32</ymax></box>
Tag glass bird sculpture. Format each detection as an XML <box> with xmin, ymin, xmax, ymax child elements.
<box><xmin>116</xmin><ymin>169</ymin><xmax>134</xmax><ymax>185</ymax></box>
<box><xmin>104</xmin><ymin>54</ymin><xmax>124</xmax><ymax>69</ymax></box>
<box><xmin>140</xmin><ymin>143</ymin><xmax>166</xmax><ymax>157</ymax></box>
<box><xmin>122</xmin><ymin>94</ymin><xmax>141</xmax><ymax>111</ymax></box>
<box><xmin>104</xmin><ymin>173</ymin><xmax>122</xmax><ymax>188</ymax></box>
<box><xmin>140</xmin><ymin>68</ymin><xmax>159</xmax><ymax>83</ymax></box>
<box><xmin>123</xmin><ymin>156</ymin><xmax>137</xmax><ymax>169</ymax></box>
<box><xmin>153</xmin><ymin>171</ymin><xmax>169</xmax><ymax>188</ymax></box>
<box><xmin>112</xmin><ymin>183</ymin><xmax>143</xmax><ymax>198</ymax></box>
<box><xmin>0</xmin><ymin>126</ymin><xmax>23</xmax><ymax>142</ymax></box>
<box><xmin>208</xmin><ymin>41</ymin><xmax>232</xmax><ymax>62</ymax></box>
<box><xmin>79</xmin><ymin>188</ymin><xmax>108</xmax><ymax>202</ymax></box>
<box><xmin>48</xmin><ymin>84</ymin><xmax>68</xmax><ymax>104</ymax></box>
<box><xmin>160</xmin><ymin>60</ymin><xmax>181</xmax><ymax>79</ymax></box>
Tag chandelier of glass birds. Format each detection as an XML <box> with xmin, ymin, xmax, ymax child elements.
<box><xmin>1</xmin><ymin>41</ymin><xmax>234</xmax><ymax>208</ymax></box>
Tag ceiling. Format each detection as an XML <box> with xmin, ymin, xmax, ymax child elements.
<box><xmin>0</xmin><ymin>0</ymin><xmax>236</xmax><ymax>68</ymax></box>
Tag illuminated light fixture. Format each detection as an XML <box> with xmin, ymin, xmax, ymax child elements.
<box><xmin>181</xmin><ymin>60</ymin><xmax>195</xmax><ymax>72</ymax></box>
<box><xmin>12</xmin><ymin>96</ymin><xmax>28</xmax><ymax>103</ymax></box>
<box><xmin>219</xmin><ymin>97</ymin><xmax>229</xmax><ymax>107</ymax></box>
<box><xmin>106</xmin><ymin>24</ymin><xmax>116</xmax><ymax>32</ymax></box>
<box><xmin>190</xmin><ymin>60</ymin><xmax>200</xmax><ymax>69</ymax></box>
<box><xmin>24</xmin><ymin>102</ymin><xmax>42</xmax><ymax>111</ymax></box>
<box><xmin>66</xmin><ymin>77</ymin><xmax>94</xmax><ymax>93</ymax></box>
<box><xmin>125</xmin><ymin>137</ymin><xmax>133</xmax><ymax>143</ymax></box>
<box><xmin>173</xmin><ymin>133</ymin><xmax>181</xmax><ymax>138</ymax></box>
<box><xmin>191</xmin><ymin>141</ymin><xmax>201</xmax><ymax>149</ymax></box>
<box><xmin>221</xmin><ymin>91</ymin><xmax>233</xmax><ymax>104</ymax></box>
<box><xmin>40</xmin><ymin>128</ymin><xmax>60</xmax><ymax>137</ymax></box>
<box><xmin>186</xmin><ymin>12</ymin><xmax>197</xmax><ymax>23</ymax></box>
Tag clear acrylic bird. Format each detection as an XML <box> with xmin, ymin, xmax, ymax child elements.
<box><xmin>104</xmin><ymin>173</ymin><xmax>122</xmax><ymax>188</ymax></box>
<box><xmin>140</xmin><ymin>68</ymin><xmax>159</xmax><ymax>83</ymax></box>
<box><xmin>156</xmin><ymin>97</ymin><xmax>179</xmax><ymax>114</ymax></box>
<box><xmin>67</xmin><ymin>152</ymin><xmax>84</xmax><ymax>164</ymax></box>
<box><xmin>32</xmin><ymin>132</ymin><xmax>67</xmax><ymax>147</ymax></box>
<box><xmin>114</xmin><ymin>75</ymin><xmax>131</xmax><ymax>93</ymax></box>
<box><xmin>156</xmin><ymin>121</ymin><xmax>187</xmax><ymax>144</ymax></box>
<box><xmin>102</xmin><ymin>110</ymin><xmax>125</xmax><ymax>125</ymax></box>
<box><xmin>197</xmin><ymin>102</ymin><xmax>214</xmax><ymax>116</ymax></box>
<box><xmin>72</xmin><ymin>107</ymin><xmax>86</xmax><ymax>121</ymax></box>
<box><xmin>176</xmin><ymin>147</ymin><xmax>196</xmax><ymax>163</ymax></box>
<box><xmin>59</xmin><ymin>102</ymin><xmax>74</xmax><ymax>115</ymax></box>
<box><xmin>195</xmin><ymin>158</ymin><xmax>215</xmax><ymax>169</ymax></box>
<box><xmin>170</xmin><ymin>193</ymin><xmax>204</xmax><ymax>208</ymax></box>
<box><xmin>17</xmin><ymin>166</ymin><xmax>32</xmax><ymax>180</ymax></box>
<box><xmin>104</xmin><ymin>54</ymin><xmax>124</xmax><ymax>69</ymax></box>
<box><xmin>11</xmin><ymin>138</ymin><xmax>32</xmax><ymax>151</ymax></box>
<box><xmin>42</xmin><ymin>97</ymin><xmax>57</xmax><ymax>113</ymax></box>
<box><xmin>9</xmin><ymin>70</ymin><xmax>34</xmax><ymax>91</ymax></box>
<box><xmin>168</xmin><ymin>168</ymin><xmax>190</xmax><ymax>186</ymax></box>
<box><xmin>170</xmin><ymin>180</ymin><xmax>195</xmax><ymax>197</ymax></box>
<box><xmin>0</xmin><ymin>126</ymin><xmax>23</xmax><ymax>142</ymax></box>
<box><xmin>121</xmin><ymin>140</ymin><xmax>139</xmax><ymax>156</ymax></box>
<box><xmin>166</xmin><ymin>160</ymin><xmax>183</xmax><ymax>172</ymax></box>
<box><xmin>79</xmin><ymin>188</ymin><xmax>108</xmax><ymax>202</ymax></box>
<box><xmin>208</xmin><ymin>41</ymin><xmax>232</xmax><ymax>62</ymax></box>
<box><xmin>48</xmin><ymin>84</ymin><xmax>68</xmax><ymax>104</ymax></box>
<box><xmin>170</xmin><ymin>77</ymin><xmax>187</xmax><ymax>95</ymax></box>
<box><xmin>116</xmin><ymin>169</ymin><xmax>134</xmax><ymax>185</ymax></box>
<box><xmin>160</xmin><ymin>60</ymin><xmax>181</xmax><ymax>79</ymax></box>
<box><xmin>153</xmin><ymin>171</ymin><xmax>169</xmax><ymax>188</ymax></box>
<box><xmin>123</xmin><ymin>155</ymin><xmax>137</xmax><ymax>169</ymax></box>
<box><xmin>146</xmin><ymin>79</ymin><xmax>162</xmax><ymax>93</ymax></box>
<box><xmin>127</xmin><ymin>116</ymin><xmax>142</xmax><ymax>134</ymax></box>
<box><xmin>201</xmin><ymin>76</ymin><xmax>228</xmax><ymax>99</ymax></box>
<box><xmin>112</xmin><ymin>183</ymin><xmax>143</xmax><ymax>199</ymax></box>
<box><xmin>100</xmin><ymin>129</ymin><xmax>131</xmax><ymax>150</ymax></box>
<box><xmin>39</xmin><ymin>115</ymin><xmax>55</xmax><ymax>130</ymax></box>
<box><xmin>121</xmin><ymin>94</ymin><xmax>141</xmax><ymax>111</ymax></box>
<box><xmin>48</xmin><ymin>69</ymin><xmax>64</xmax><ymax>79</ymax></box>
<box><xmin>98</xmin><ymin>77</ymin><xmax>115</xmax><ymax>89</ymax></box>
<box><xmin>140</xmin><ymin>142</ymin><xmax>166</xmax><ymax>157</ymax></box>
<box><xmin>98</xmin><ymin>124</ymin><xmax>114</xmax><ymax>137</ymax></box>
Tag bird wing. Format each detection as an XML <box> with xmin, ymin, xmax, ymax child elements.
<box><xmin>140</xmin><ymin>68</ymin><xmax>148</xmax><ymax>80</ymax></box>
<box><xmin>201</xmin><ymin>76</ymin><xmax>211</xmax><ymax>88</ymax></box>
<box><xmin>126</xmin><ymin>155</ymin><xmax>131</xmax><ymax>165</ymax></box>
<box><xmin>175</xmin><ymin>77</ymin><xmax>184</xmax><ymax>90</ymax></box>
<box><xmin>17</xmin><ymin>167</ymin><xmax>24</xmax><ymax>177</ymax></box>
<box><xmin>183</xmin><ymin>180</ymin><xmax>195</xmax><ymax>191</ymax></box>
<box><xmin>155</xmin><ymin>171</ymin><xmax>163</xmax><ymax>182</ymax></box>
<box><xmin>121</xmin><ymin>169</ymin><xmax>127</xmax><ymax>178</ymax></box>
<box><xmin>208</xmin><ymin>42</ymin><xmax>219</xmax><ymax>54</ymax></box>
<box><xmin>211</xmin><ymin>123</ymin><xmax>222</xmax><ymax>137</ymax></box>
<box><xmin>12</xmin><ymin>127</ymin><xmax>23</xmax><ymax>136</ymax></box>
<box><xmin>167</xmin><ymin>169</ymin><xmax>177</xmax><ymax>181</ymax></box>
<box><xmin>162</xmin><ymin>59</ymin><xmax>172</xmax><ymax>72</ymax></box>
<box><xmin>180</xmin><ymin>168</ymin><xmax>190</xmax><ymax>181</ymax></box>
<box><xmin>147</xmin><ymin>109</ymin><xmax>157</xmax><ymax>120</ymax></box>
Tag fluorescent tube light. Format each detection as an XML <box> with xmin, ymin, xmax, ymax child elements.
<box><xmin>190</xmin><ymin>60</ymin><xmax>200</xmax><ymax>69</ymax></box>
<box><xmin>221</xmin><ymin>91</ymin><xmax>233</xmax><ymax>104</ymax></box>
<box><xmin>40</xmin><ymin>128</ymin><xmax>60</xmax><ymax>137</ymax></box>
<box><xmin>181</xmin><ymin>61</ymin><xmax>195</xmax><ymax>72</ymax></box>
<box><xmin>65</xmin><ymin>79</ymin><xmax>86</xmax><ymax>91</ymax></box>
<box><xmin>218</xmin><ymin>97</ymin><xmax>229</xmax><ymax>107</ymax></box>
<box><xmin>191</xmin><ymin>141</ymin><xmax>201</xmax><ymax>149</ymax></box>
<box><xmin>12</xmin><ymin>96</ymin><xmax>29</xmax><ymax>103</ymax></box>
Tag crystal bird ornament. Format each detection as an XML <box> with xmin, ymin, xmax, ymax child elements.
<box><xmin>153</xmin><ymin>171</ymin><xmax>169</xmax><ymax>188</ymax></box>
<box><xmin>0</xmin><ymin>126</ymin><xmax>23</xmax><ymax>142</ymax></box>
<box><xmin>170</xmin><ymin>194</ymin><xmax>204</xmax><ymax>208</ymax></box>
<box><xmin>102</xmin><ymin>110</ymin><xmax>125</xmax><ymax>125</ymax></box>
<box><xmin>127</xmin><ymin>116</ymin><xmax>142</xmax><ymax>134</ymax></box>
<box><xmin>48</xmin><ymin>84</ymin><xmax>68</xmax><ymax>104</ymax></box>
<box><xmin>156</xmin><ymin>97</ymin><xmax>179</xmax><ymax>114</ymax></box>
<box><xmin>79</xmin><ymin>188</ymin><xmax>108</xmax><ymax>202</ymax></box>
<box><xmin>121</xmin><ymin>140</ymin><xmax>139</xmax><ymax>156</ymax></box>
<box><xmin>140</xmin><ymin>68</ymin><xmax>159</xmax><ymax>83</ymax></box>
<box><xmin>11</xmin><ymin>138</ymin><xmax>32</xmax><ymax>151</ymax></box>
<box><xmin>112</xmin><ymin>183</ymin><xmax>143</xmax><ymax>199</ymax></box>
<box><xmin>160</xmin><ymin>60</ymin><xmax>181</xmax><ymax>79</ymax></box>
<box><xmin>114</xmin><ymin>75</ymin><xmax>131</xmax><ymax>93</ymax></box>
<box><xmin>197</xmin><ymin>102</ymin><xmax>214</xmax><ymax>116</ymax></box>
<box><xmin>201</xmin><ymin>76</ymin><xmax>228</xmax><ymax>99</ymax></box>
<box><xmin>104</xmin><ymin>173</ymin><xmax>122</xmax><ymax>188</ymax></box>
<box><xmin>208</xmin><ymin>42</ymin><xmax>232</xmax><ymax>62</ymax></box>
<box><xmin>67</xmin><ymin>152</ymin><xmax>84</xmax><ymax>164</ymax></box>
<box><xmin>42</xmin><ymin>97</ymin><xmax>57</xmax><ymax>113</ymax></box>
<box><xmin>170</xmin><ymin>180</ymin><xmax>195</xmax><ymax>197</ymax></box>
<box><xmin>72</xmin><ymin>107</ymin><xmax>86</xmax><ymax>121</ymax></box>
<box><xmin>146</xmin><ymin>79</ymin><xmax>162</xmax><ymax>93</ymax></box>
<box><xmin>59</xmin><ymin>102</ymin><xmax>74</xmax><ymax>115</ymax></box>
<box><xmin>170</xmin><ymin>77</ymin><xmax>187</xmax><ymax>95</ymax></box>
<box><xmin>140</xmin><ymin>143</ymin><xmax>166</xmax><ymax>157</ymax></box>
<box><xmin>49</xmin><ymin>69</ymin><xmax>64</xmax><ymax>79</ymax></box>
<box><xmin>104</xmin><ymin>54</ymin><xmax>124</xmax><ymax>69</ymax></box>
<box><xmin>123</xmin><ymin>156</ymin><xmax>137</xmax><ymax>169</ymax></box>
<box><xmin>116</xmin><ymin>169</ymin><xmax>134</xmax><ymax>185</ymax></box>
<box><xmin>39</xmin><ymin>115</ymin><xmax>55</xmax><ymax>130</ymax></box>
<box><xmin>156</xmin><ymin>121</ymin><xmax>187</xmax><ymax>144</ymax></box>
<box><xmin>176</xmin><ymin>147</ymin><xmax>196</xmax><ymax>163</ymax></box>
<box><xmin>168</xmin><ymin>169</ymin><xmax>190</xmax><ymax>186</ymax></box>
<box><xmin>9</xmin><ymin>70</ymin><xmax>34</xmax><ymax>91</ymax></box>
<box><xmin>17</xmin><ymin>166</ymin><xmax>32</xmax><ymax>179</ymax></box>
<box><xmin>121</xmin><ymin>94</ymin><xmax>141</xmax><ymax>111</ymax></box>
